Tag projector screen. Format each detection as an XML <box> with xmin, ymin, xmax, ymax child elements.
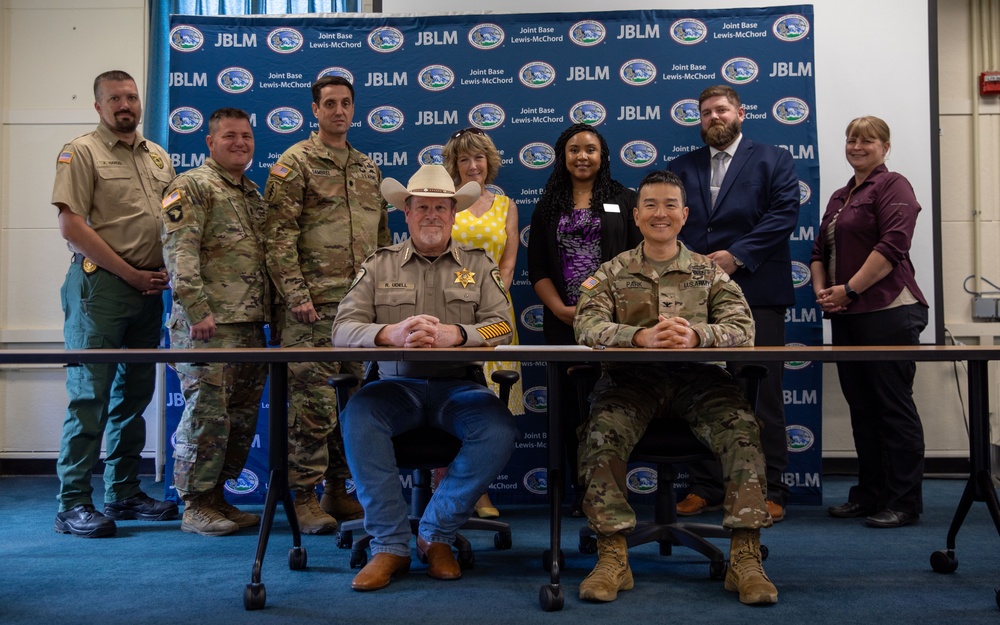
<box><xmin>382</xmin><ymin>0</ymin><xmax>941</xmax><ymax>343</ymax></box>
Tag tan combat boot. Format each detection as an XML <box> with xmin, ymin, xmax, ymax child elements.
<box><xmin>320</xmin><ymin>479</ymin><xmax>364</xmax><ymax>521</ymax></box>
<box><xmin>181</xmin><ymin>494</ymin><xmax>239</xmax><ymax>537</ymax></box>
<box><xmin>579</xmin><ymin>533</ymin><xmax>634</xmax><ymax>602</ymax></box>
<box><xmin>725</xmin><ymin>528</ymin><xmax>778</xmax><ymax>604</ymax></box>
<box><xmin>210</xmin><ymin>484</ymin><xmax>260</xmax><ymax>529</ymax></box>
<box><xmin>293</xmin><ymin>490</ymin><xmax>338</xmax><ymax>534</ymax></box>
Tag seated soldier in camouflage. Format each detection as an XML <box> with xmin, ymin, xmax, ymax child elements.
<box><xmin>573</xmin><ymin>170</ymin><xmax>777</xmax><ymax>605</ymax></box>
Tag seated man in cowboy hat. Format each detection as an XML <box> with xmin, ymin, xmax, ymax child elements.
<box><xmin>332</xmin><ymin>164</ymin><xmax>518</xmax><ymax>591</ymax></box>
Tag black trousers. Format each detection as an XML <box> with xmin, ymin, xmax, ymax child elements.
<box><xmin>687</xmin><ymin>306</ymin><xmax>790</xmax><ymax>506</ymax></box>
<box><xmin>832</xmin><ymin>304</ymin><xmax>927</xmax><ymax>515</ymax></box>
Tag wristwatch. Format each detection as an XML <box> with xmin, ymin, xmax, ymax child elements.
<box><xmin>456</xmin><ymin>324</ymin><xmax>468</xmax><ymax>346</ymax></box>
<box><xmin>843</xmin><ymin>282</ymin><xmax>860</xmax><ymax>301</ymax></box>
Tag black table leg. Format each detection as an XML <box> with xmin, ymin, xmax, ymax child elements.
<box><xmin>539</xmin><ymin>361</ymin><xmax>565</xmax><ymax>611</ymax></box>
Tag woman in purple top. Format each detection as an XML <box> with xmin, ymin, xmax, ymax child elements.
<box><xmin>810</xmin><ymin>116</ymin><xmax>928</xmax><ymax>529</ymax></box>
<box><xmin>527</xmin><ymin>124</ymin><xmax>640</xmax><ymax>515</ymax></box>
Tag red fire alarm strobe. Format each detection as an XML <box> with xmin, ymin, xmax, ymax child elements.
<box><xmin>981</xmin><ymin>71</ymin><xmax>1000</xmax><ymax>96</ymax></box>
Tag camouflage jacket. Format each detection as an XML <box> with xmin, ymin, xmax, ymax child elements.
<box><xmin>161</xmin><ymin>157</ymin><xmax>268</xmax><ymax>325</ymax></box>
<box><xmin>574</xmin><ymin>241</ymin><xmax>755</xmax><ymax>350</ymax></box>
<box><xmin>264</xmin><ymin>133</ymin><xmax>390</xmax><ymax>309</ymax></box>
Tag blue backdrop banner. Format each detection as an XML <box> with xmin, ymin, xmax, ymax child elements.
<box><xmin>165</xmin><ymin>6</ymin><xmax>822</xmax><ymax>507</ymax></box>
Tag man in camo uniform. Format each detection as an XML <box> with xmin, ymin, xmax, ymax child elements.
<box><xmin>162</xmin><ymin>108</ymin><xmax>268</xmax><ymax>537</ymax></box>
<box><xmin>574</xmin><ymin>170</ymin><xmax>777</xmax><ymax>605</ymax></box>
<box><xmin>264</xmin><ymin>76</ymin><xmax>390</xmax><ymax>534</ymax></box>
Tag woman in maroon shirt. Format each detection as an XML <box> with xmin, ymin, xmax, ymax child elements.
<box><xmin>810</xmin><ymin>116</ymin><xmax>928</xmax><ymax>528</ymax></box>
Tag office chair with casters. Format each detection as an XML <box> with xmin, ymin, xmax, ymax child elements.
<box><xmin>569</xmin><ymin>363</ymin><xmax>767</xmax><ymax>580</ymax></box>
<box><xmin>328</xmin><ymin>366</ymin><xmax>519</xmax><ymax>570</ymax></box>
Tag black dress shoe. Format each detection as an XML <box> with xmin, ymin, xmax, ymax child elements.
<box><xmin>55</xmin><ymin>504</ymin><xmax>117</xmax><ymax>538</ymax></box>
<box><xmin>827</xmin><ymin>501</ymin><xmax>874</xmax><ymax>518</ymax></box>
<box><xmin>104</xmin><ymin>493</ymin><xmax>179</xmax><ymax>521</ymax></box>
<box><xmin>865</xmin><ymin>509</ymin><xmax>919</xmax><ymax>528</ymax></box>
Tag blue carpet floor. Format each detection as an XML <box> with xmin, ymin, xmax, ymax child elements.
<box><xmin>0</xmin><ymin>474</ymin><xmax>997</xmax><ymax>624</ymax></box>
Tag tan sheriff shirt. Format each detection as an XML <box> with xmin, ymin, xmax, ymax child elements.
<box><xmin>332</xmin><ymin>237</ymin><xmax>513</xmax><ymax>379</ymax></box>
<box><xmin>51</xmin><ymin>124</ymin><xmax>175</xmax><ymax>269</ymax></box>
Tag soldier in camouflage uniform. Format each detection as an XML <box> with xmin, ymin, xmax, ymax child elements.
<box><xmin>573</xmin><ymin>170</ymin><xmax>777</xmax><ymax>605</ymax></box>
<box><xmin>162</xmin><ymin>108</ymin><xmax>268</xmax><ymax>537</ymax></box>
<box><xmin>264</xmin><ymin>76</ymin><xmax>390</xmax><ymax>534</ymax></box>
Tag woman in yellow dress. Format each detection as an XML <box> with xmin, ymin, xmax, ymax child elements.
<box><xmin>443</xmin><ymin>127</ymin><xmax>524</xmax><ymax>518</ymax></box>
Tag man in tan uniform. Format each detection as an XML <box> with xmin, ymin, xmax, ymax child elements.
<box><xmin>332</xmin><ymin>164</ymin><xmax>517</xmax><ymax>592</ymax></box>
<box><xmin>161</xmin><ymin>108</ymin><xmax>268</xmax><ymax>536</ymax></box>
<box><xmin>51</xmin><ymin>70</ymin><xmax>178</xmax><ymax>538</ymax></box>
<box><xmin>264</xmin><ymin>76</ymin><xmax>390</xmax><ymax>534</ymax></box>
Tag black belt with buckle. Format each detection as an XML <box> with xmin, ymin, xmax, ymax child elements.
<box><xmin>71</xmin><ymin>252</ymin><xmax>160</xmax><ymax>276</ymax></box>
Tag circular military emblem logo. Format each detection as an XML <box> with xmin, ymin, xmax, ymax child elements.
<box><xmin>519</xmin><ymin>62</ymin><xmax>556</xmax><ymax>88</ymax></box>
<box><xmin>619</xmin><ymin>59</ymin><xmax>656</xmax><ymax>86</ymax></box>
<box><xmin>317</xmin><ymin>67</ymin><xmax>354</xmax><ymax>83</ymax></box>
<box><xmin>168</xmin><ymin>107</ymin><xmax>203</xmax><ymax>134</ymax></box>
<box><xmin>418</xmin><ymin>65</ymin><xmax>455</xmax><ymax>91</ymax></box>
<box><xmin>522</xmin><ymin>386</ymin><xmax>548</xmax><ymax>413</ymax></box>
<box><xmin>519</xmin><ymin>143</ymin><xmax>555</xmax><ymax>169</ymax></box>
<box><xmin>773</xmin><ymin>97</ymin><xmax>810</xmax><ymax>125</ymax></box>
<box><xmin>169</xmin><ymin>25</ymin><xmax>204</xmax><ymax>52</ymax></box>
<box><xmin>267</xmin><ymin>27</ymin><xmax>303</xmax><ymax>53</ymax></box>
<box><xmin>266</xmin><ymin>107</ymin><xmax>303</xmax><ymax>134</ymax></box>
<box><xmin>469</xmin><ymin>23</ymin><xmax>505</xmax><ymax>49</ymax></box>
<box><xmin>671</xmin><ymin>99</ymin><xmax>701</xmax><ymax>126</ymax></box>
<box><xmin>791</xmin><ymin>261</ymin><xmax>811</xmax><ymax>288</ymax></box>
<box><xmin>469</xmin><ymin>103</ymin><xmax>505</xmax><ymax>130</ymax></box>
<box><xmin>522</xmin><ymin>467</ymin><xmax>548</xmax><ymax>495</ymax></box>
<box><xmin>784</xmin><ymin>342</ymin><xmax>812</xmax><ymax>370</ymax></box>
<box><xmin>626</xmin><ymin>466</ymin><xmax>658</xmax><ymax>494</ymax></box>
<box><xmin>486</xmin><ymin>183</ymin><xmax>504</xmax><ymax>196</ymax></box>
<box><xmin>722</xmin><ymin>57</ymin><xmax>759</xmax><ymax>85</ymax></box>
<box><xmin>367</xmin><ymin>26</ymin><xmax>404</xmax><ymax>52</ymax></box>
<box><xmin>217</xmin><ymin>67</ymin><xmax>254</xmax><ymax>94</ymax></box>
<box><xmin>569</xmin><ymin>100</ymin><xmax>607</xmax><ymax>126</ymax></box>
<box><xmin>520</xmin><ymin>304</ymin><xmax>545</xmax><ymax>331</ymax></box>
<box><xmin>773</xmin><ymin>14</ymin><xmax>811</xmax><ymax>42</ymax></box>
<box><xmin>367</xmin><ymin>106</ymin><xmax>404</xmax><ymax>132</ymax></box>
<box><xmin>344</xmin><ymin>478</ymin><xmax>358</xmax><ymax>495</ymax></box>
<box><xmin>669</xmin><ymin>18</ymin><xmax>707</xmax><ymax>45</ymax></box>
<box><xmin>569</xmin><ymin>20</ymin><xmax>606</xmax><ymax>46</ymax></box>
<box><xmin>224</xmin><ymin>468</ymin><xmax>260</xmax><ymax>494</ymax></box>
<box><xmin>620</xmin><ymin>140</ymin><xmax>657</xmax><ymax>168</ymax></box>
<box><xmin>418</xmin><ymin>144</ymin><xmax>444</xmax><ymax>166</ymax></box>
<box><xmin>786</xmin><ymin>425</ymin><xmax>815</xmax><ymax>453</ymax></box>
<box><xmin>519</xmin><ymin>224</ymin><xmax>531</xmax><ymax>249</ymax></box>
<box><xmin>799</xmin><ymin>180</ymin><xmax>812</xmax><ymax>205</ymax></box>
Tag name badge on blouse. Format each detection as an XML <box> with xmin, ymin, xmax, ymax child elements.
<box><xmin>603</xmin><ymin>203</ymin><xmax>620</xmax><ymax>213</ymax></box>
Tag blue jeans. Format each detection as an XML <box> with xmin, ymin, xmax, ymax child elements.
<box><xmin>341</xmin><ymin>377</ymin><xmax>517</xmax><ymax>557</ymax></box>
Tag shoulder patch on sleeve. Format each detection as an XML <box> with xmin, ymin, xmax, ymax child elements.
<box><xmin>270</xmin><ymin>163</ymin><xmax>291</xmax><ymax>179</ymax></box>
<box><xmin>162</xmin><ymin>189</ymin><xmax>184</xmax><ymax>223</ymax></box>
<box><xmin>345</xmin><ymin>267</ymin><xmax>366</xmax><ymax>294</ymax></box>
<box><xmin>477</xmin><ymin>320</ymin><xmax>512</xmax><ymax>341</ymax></box>
<box><xmin>581</xmin><ymin>275</ymin><xmax>601</xmax><ymax>290</ymax></box>
<box><xmin>490</xmin><ymin>267</ymin><xmax>510</xmax><ymax>303</ymax></box>
<box><xmin>58</xmin><ymin>151</ymin><xmax>74</xmax><ymax>164</ymax></box>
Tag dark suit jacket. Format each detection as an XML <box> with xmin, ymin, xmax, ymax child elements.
<box><xmin>667</xmin><ymin>137</ymin><xmax>800</xmax><ymax>308</ymax></box>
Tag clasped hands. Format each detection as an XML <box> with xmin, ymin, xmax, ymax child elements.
<box><xmin>632</xmin><ymin>315</ymin><xmax>699</xmax><ymax>349</ymax></box>
<box><xmin>379</xmin><ymin>314</ymin><xmax>462</xmax><ymax>348</ymax></box>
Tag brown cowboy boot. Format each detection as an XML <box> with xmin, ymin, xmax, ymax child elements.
<box><xmin>725</xmin><ymin>528</ymin><xmax>778</xmax><ymax>604</ymax></box>
<box><xmin>579</xmin><ymin>533</ymin><xmax>634</xmax><ymax>602</ymax></box>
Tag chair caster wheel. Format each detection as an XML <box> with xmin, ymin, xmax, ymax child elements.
<box><xmin>539</xmin><ymin>584</ymin><xmax>564</xmax><ymax>611</ymax></box>
<box><xmin>709</xmin><ymin>559</ymin><xmax>727</xmax><ymax>580</ymax></box>
<box><xmin>288</xmin><ymin>546</ymin><xmax>307</xmax><ymax>570</ymax></box>
<box><xmin>458</xmin><ymin>550</ymin><xmax>475</xmax><ymax>570</ymax></box>
<box><xmin>494</xmin><ymin>531</ymin><xmax>512</xmax><ymax>550</ymax></box>
<box><xmin>337</xmin><ymin>530</ymin><xmax>353</xmax><ymax>549</ymax></box>
<box><xmin>350</xmin><ymin>549</ymin><xmax>368</xmax><ymax>569</ymax></box>
<box><xmin>243</xmin><ymin>583</ymin><xmax>266</xmax><ymax>610</ymax></box>
<box><xmin>579</xmin><ymin>535</ymin><xmax>597</xmax><ymax>554</ymax></box>
<box><xmin>930</xmin><ymin>549</ymin><xmax>958</xmax><ymax>573</ymax></box>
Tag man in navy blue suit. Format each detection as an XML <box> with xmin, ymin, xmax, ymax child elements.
<box><xmin>667</xmin><ymin>85</ymin><xmax>800</xmax><ymax>522</ymax></box>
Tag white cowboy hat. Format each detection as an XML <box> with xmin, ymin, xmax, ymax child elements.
<box><xmin>381</xmin><ymin>164</ymin><xmax>480</xmax><ymax>212</ymax></box>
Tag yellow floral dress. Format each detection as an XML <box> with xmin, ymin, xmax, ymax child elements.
<box><xmin>453</xmin><ymin>194</ymin><xmax>524</xmax><ymax>415</ymax></box>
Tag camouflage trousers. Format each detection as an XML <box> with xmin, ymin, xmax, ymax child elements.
<box><xmin>579</xmin><ymin>363</ymin><xmax>771</xmax><ymax>536</ymax></box>
<box><xmin>277</xmin><ymin>302</ymin><xmax>363</xmax><ymax>492</ymax></box>
<box><xmin>171</xmin><ymin>322</ymin><xmax>267</xmax><ymax>496</ymax></box>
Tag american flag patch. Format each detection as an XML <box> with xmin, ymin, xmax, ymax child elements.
<box><xmin>477</xmin><ymin>321</ymin><xmax>512</xmax><ymax>341</ymax></box>
<box><xmin>270</xmin><ymin>163</ymin><xmax>291</xmax><ymax>178</ymax></box>
<box><xmin>162</xmin><ymin>189</ymin><xmax>181</xmax><ymax>208</ymax></box>
<box><xmin>58</xmin><ymin>151</ymin><xmax>74</xmax><ymax>164</ymax></box>
<box><xmin>581</xmin><ymin>276</ymin><xmax>600</xmax><ymax>290</ymax></box>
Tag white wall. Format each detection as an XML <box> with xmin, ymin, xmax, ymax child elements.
<box><xmin>1</xmin><ymin>0</ymin><xmax>997</xmax><ymax>466</ymax></box>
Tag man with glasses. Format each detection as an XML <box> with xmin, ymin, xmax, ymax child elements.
<box><xmin>264</xmin><ymin>76</ymin><xmax>390</xmax><ymax>534</ymax></box>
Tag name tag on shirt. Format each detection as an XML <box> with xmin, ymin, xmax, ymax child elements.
<box><xmin>380</xmin><ymin>282</ymin><xmax>413</xmax><ymax>289</ymax></box>
<box><xmin>603</xmin><ymin>203</ymin><xmax>620</xmax><ymax>213</ymax></box>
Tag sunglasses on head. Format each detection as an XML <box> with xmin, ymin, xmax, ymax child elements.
<box><xmin>451</xmin><ymin>127</ymin><xmax>486</xmax><ymax>140</ymax></box>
